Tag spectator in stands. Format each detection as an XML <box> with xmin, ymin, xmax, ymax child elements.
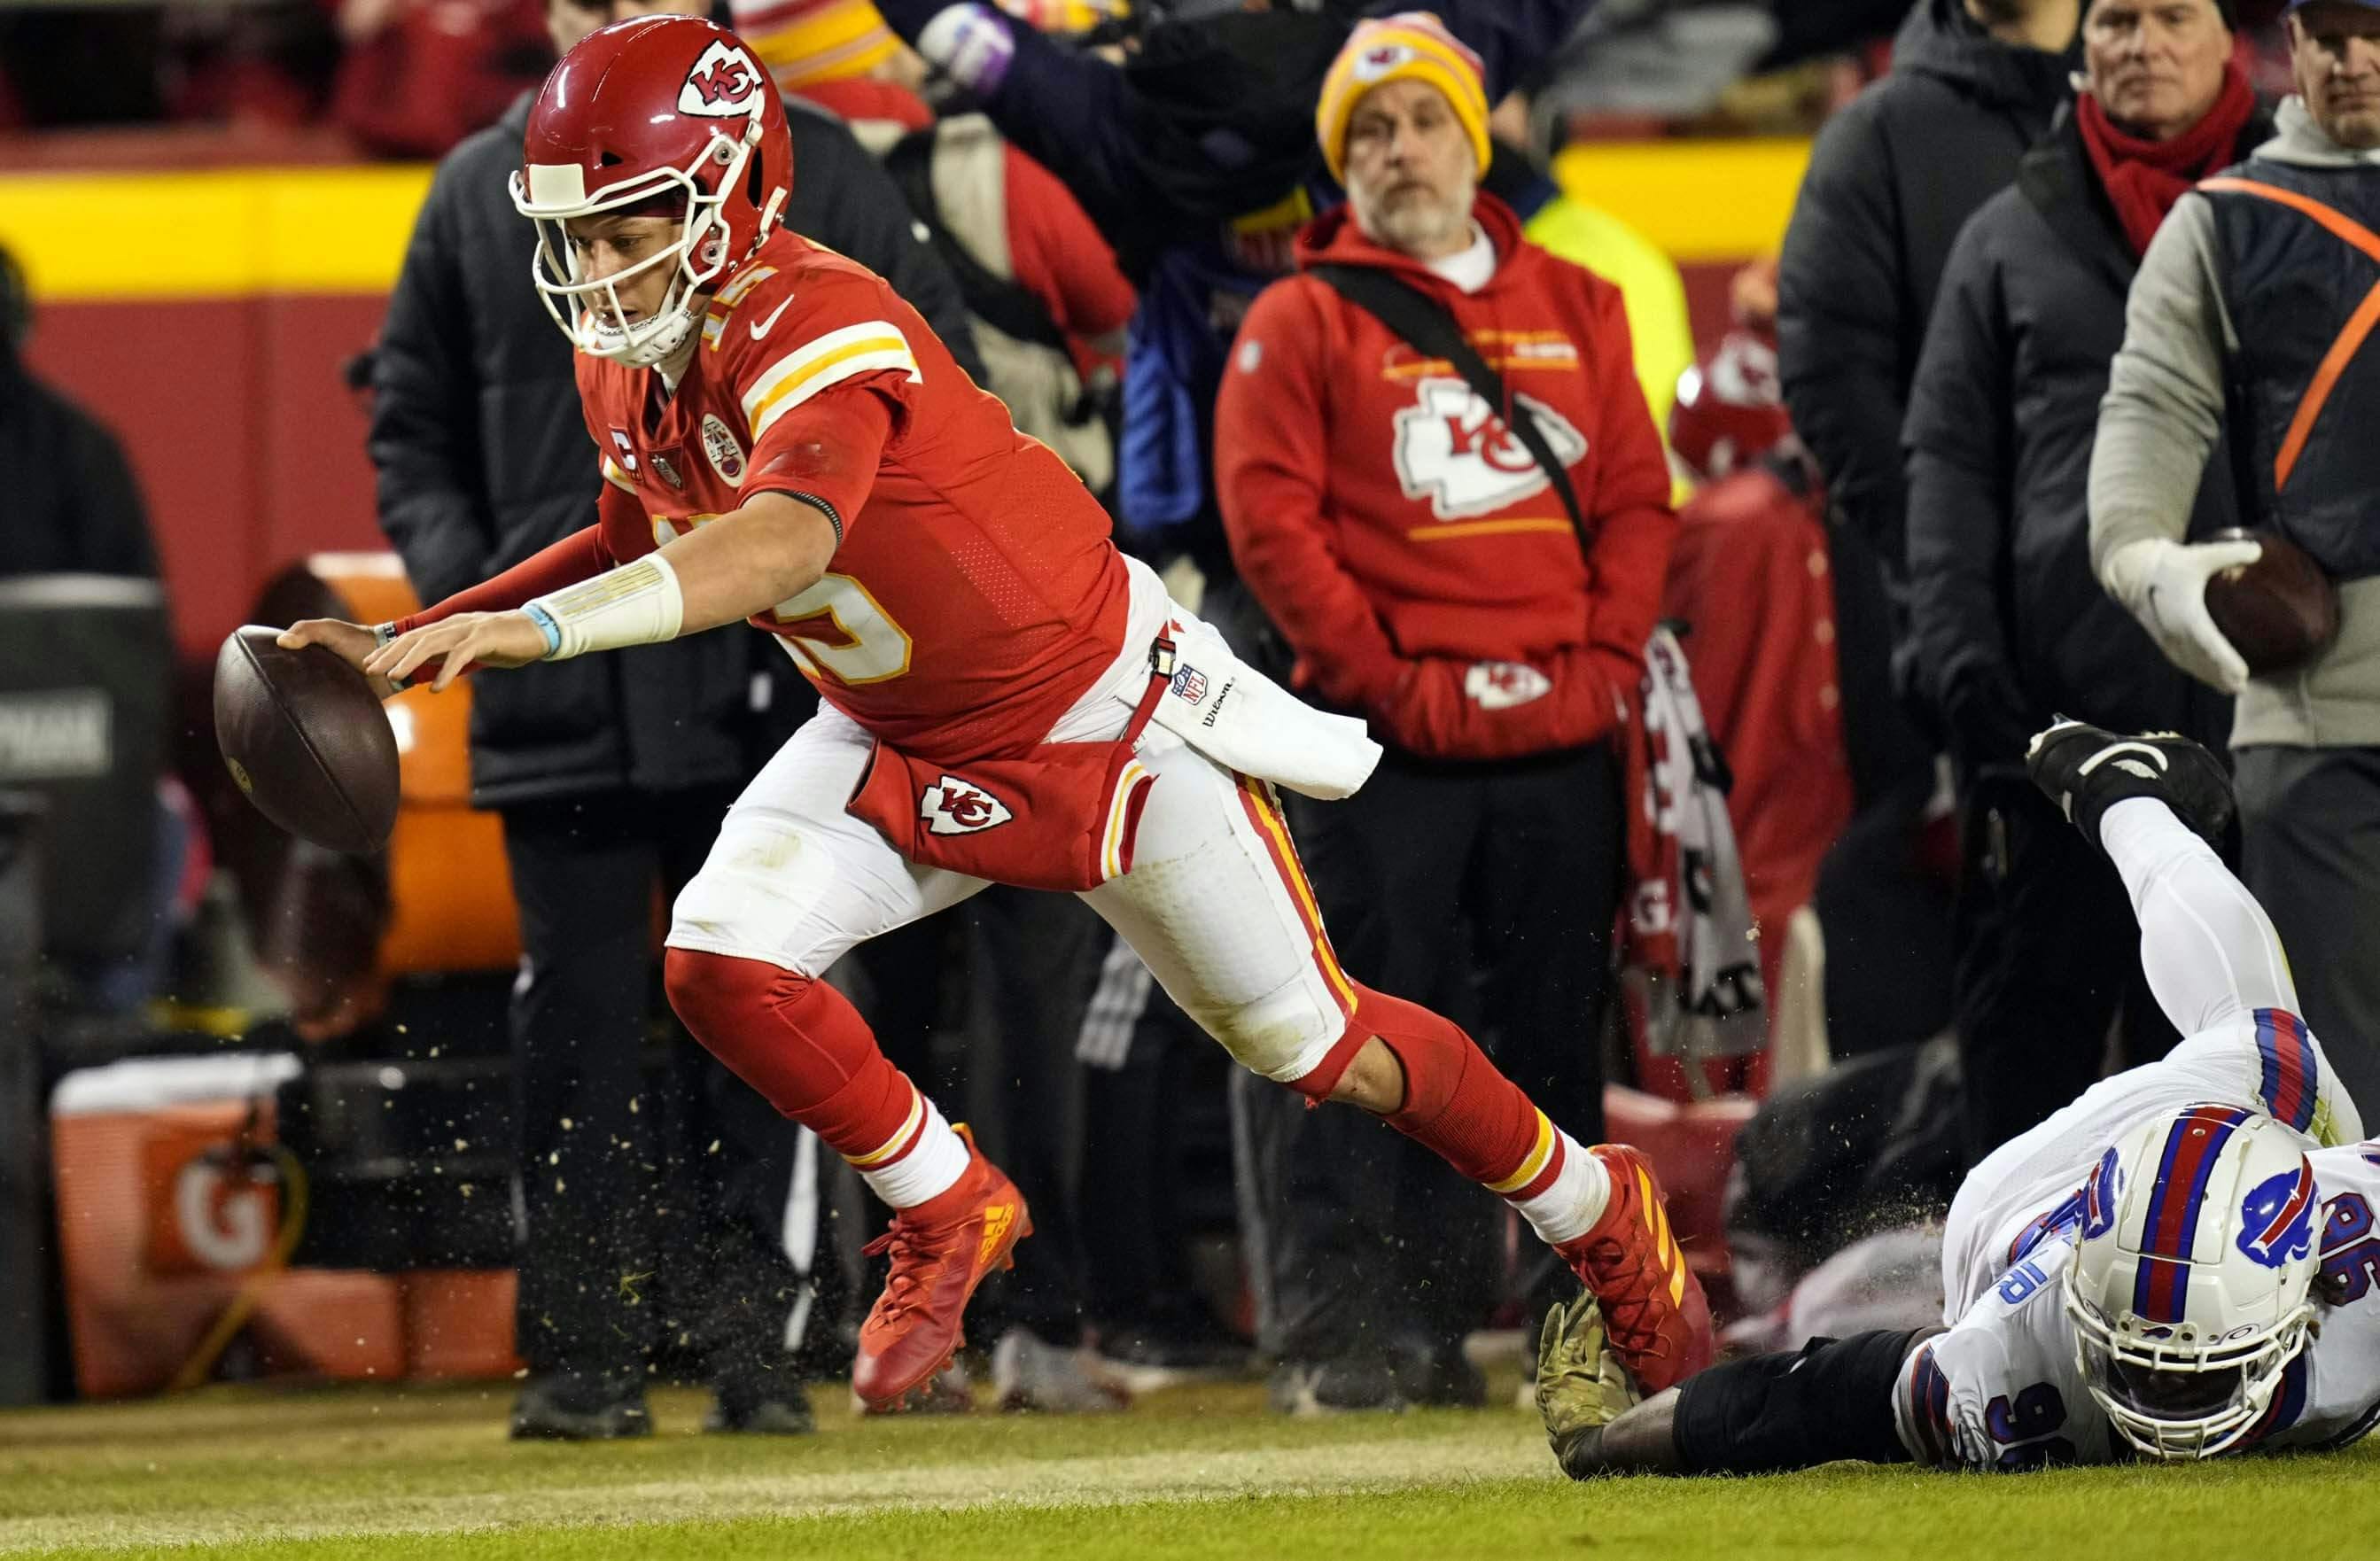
<box><xmin>2092</xmin><ymin>0</ymin><xmax>2380</xmax><ymax>1112</ymax></box>
<box><xmin>1213</xmin><ymin>15</ymin><xmax>1674</xmax><ymax>1412</ymax></box>
<box><xmin>1775</xmin><ymin>0</ymin><xmax>2079</xmax><ymax>1053</ymax></box>
<box><xmin>1906</xmin><ymin>0</ymin><xmax>2258</xmax><ymax>1160</ymax></box>
<box><xmin>1780</xmin><ymin>0</ymin><xmax>2079</xmax><ymax>785</ymax></box>
<box><xmin>369</xmin><ymin>0</ymin><xmax>982</xmax><ymax>1441</ymax></box>
<box><xmin>0</xmin><ymin>246</ymin><xmax>156</xmax><ymax>582</ymax></box>
<box><xmin>0</xmin><ymin>243</ymin><xmax>178</xmax><ymax>1018</ymax></box>
<box><xmin>330</xmin><ymin>0</ymin><xmax>552</xmax><ymax>158</ymax></box>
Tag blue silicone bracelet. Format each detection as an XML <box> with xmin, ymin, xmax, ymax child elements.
<box><xmin>522</xmin><ymin>603</ymin><xmax>564</xmax><ymax>659</ymax></box>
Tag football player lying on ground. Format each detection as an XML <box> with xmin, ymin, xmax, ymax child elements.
<box><xmin>284</xmin><ymin>14</ymin><xmax>1710</xmax><ymax>1413</ymax></box>
<box><xmin>1538</xmin><ymin>718</ymin><xmax>2380</xmax><ymax>1473</ymax></box>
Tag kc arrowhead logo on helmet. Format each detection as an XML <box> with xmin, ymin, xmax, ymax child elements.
<box><xmin>679</xmin><ymin>39</ymin><xmax>767</xmax><ymax>117</ymax></box>
<box><xmin>511</xmin><ymin>16</ymin><xmax>794</xmax><ymax>369</ymax></box>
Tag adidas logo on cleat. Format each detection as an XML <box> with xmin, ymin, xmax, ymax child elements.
<box><xmin>978</xmin><ymin>1204</ymin><xmax>1015</xmax><ymax>1266</ymax></box>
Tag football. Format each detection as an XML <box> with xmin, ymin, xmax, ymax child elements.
<box><xmin>213</xmin><ymin>625</ymin><xmax>400</xmax><ymax>854</ymax></box>
<box><xmin>2204</xmin><ymin>527</ymin><xmax>2337</xmax><ymax>679</ymax></box>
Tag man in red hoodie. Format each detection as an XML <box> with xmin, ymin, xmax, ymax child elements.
<box><xmin>1213</xmin><ymin>12</ymin><xmax>1676</xmax><ymax>1414</ymax></box>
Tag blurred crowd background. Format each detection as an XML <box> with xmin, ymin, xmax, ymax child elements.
<box><xmin>0</xmin><ymin>0</ymin><xmax>2352</xmax><ymax>1432</ymax></box>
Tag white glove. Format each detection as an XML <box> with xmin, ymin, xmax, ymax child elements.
<box><xmin>2101</xmin><ymin>536</ymin><xmax>2261</xmax><ymax>695</ymax></box>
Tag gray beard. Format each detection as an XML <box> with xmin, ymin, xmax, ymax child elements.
<box><xmin>1351</xmin><ymin>182</ymin><xmax>1476</xmax><ymax>257</ymax></box>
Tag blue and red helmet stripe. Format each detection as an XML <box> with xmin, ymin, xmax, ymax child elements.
<box><xmin>2132</xmin><ymin>1106</ymin><xmax>2251</xmax><ymax>1323</ymax></box>
<box><xmin>2253</xmin><ymin>1009</ymin><xmax>2319</xmax><ymax>1134</ymax></box>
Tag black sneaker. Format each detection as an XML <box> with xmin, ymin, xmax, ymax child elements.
<box><xmin>1094</xmin><ymin>1304</ymin><xmax>1254</xmax><ymax>1378</ymax></box>
<box><xmin>2026</xmin><ymin>718</ymin><xmax>2236</xmax><ymax>849</ymax></box>
<box><xmin>705</xmin><ymin>1391</ymin><xmax>817</xmax><ymax>1435</ymax></box>
<box><xmin>1389</xmin><ymin>1334</ymin><xmax>1487</xmax><ymax>1410</ymax></box>
<box><xmin>509</xmin><ymin>1372</ymin><xmax>651</xmax><ymax>1441</ymax></box>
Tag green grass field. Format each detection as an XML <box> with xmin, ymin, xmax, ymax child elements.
<box><xmin>4</xmin><ymin>1376</ymin><xmax>2376</xmax><ymax>1560</ymax></box>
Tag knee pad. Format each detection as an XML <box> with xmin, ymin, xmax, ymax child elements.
<box><xmin>1194</xmin><ymin>976</ymin><xmax>1362</xmax><ymax>1099</ymax></box>
<box><xmin>666</xmin><ymin>812</ymin><xmax>846</xmax><ymax>975</ymax></box>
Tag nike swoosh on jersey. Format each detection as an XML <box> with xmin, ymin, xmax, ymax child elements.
<box><xmin>751</xmin><ymin>298</ymin><xmax>795</xmax><ymax>341</ymax></box>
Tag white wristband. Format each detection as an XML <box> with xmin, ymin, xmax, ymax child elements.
<box><xmin>523</xmin><ymin>551</ymin><xmax>686</xmax><ymax>660</ymax></box>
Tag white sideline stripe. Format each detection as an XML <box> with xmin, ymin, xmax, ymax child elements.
<box><xmin>0</xmin><ymin>1430</ymin><xmax>1549</xmax><ymax>1553</ymax></box>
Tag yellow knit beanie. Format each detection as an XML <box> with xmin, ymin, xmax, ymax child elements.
<box><xmin>728</xmin><ymin>0</ymin><xmax>903</xmax><ymax>90</ymax></box>
<box><xmin>1314</xmin><ymin>12</ymin><xmax>1489</xmax><ymax>186</ymax></box>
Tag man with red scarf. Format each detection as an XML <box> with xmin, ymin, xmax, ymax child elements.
<box><xmin>1902</xmin><ymin>0</ymin><xmax>2266</xmax><ymax>1160</ymax></box>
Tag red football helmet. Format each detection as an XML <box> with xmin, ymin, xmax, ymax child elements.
<box><xmin>1668</xmin><ymin>327</ymin><xmax>1797</xmax><ymax>487</ymax></box>
<box><xmin>511</xmin><ymin>16</ymin><xmax>792</xmax><ymax>367</ymax></box>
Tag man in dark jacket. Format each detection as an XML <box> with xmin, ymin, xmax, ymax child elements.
<box><xmin>369</xmin><ymin>0</ymin><xmax>983</xmax><ymax>1440</ymax></box>
<box><xmin>1904</xmin><ymin>0</ymin><xmax>2255</xmax><ymax>1160</ymax></box>
<box><xmin>0</xmin><ymin>246</ymin><xmax>155</xmax><ymax>583</ymax></box>
<box><xmin>1775</xmin><ymin>0</ymin><xmax>2076</xmax><ymax>1055</ymax></box>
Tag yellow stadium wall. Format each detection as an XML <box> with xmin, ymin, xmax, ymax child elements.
<box><xmin>0</xmin><ymin>140</ymin><xmax>1807</xmax><ymax>658</ymax></box>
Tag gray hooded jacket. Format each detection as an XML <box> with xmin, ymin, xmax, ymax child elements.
<box><xmin>2092</xmin><ymin>97</ymin><xmax>2380</xmax><ymax>748</ymax></box>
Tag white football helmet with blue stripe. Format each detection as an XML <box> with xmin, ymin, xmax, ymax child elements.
<box><xmin>2063</xmin><ymin>1106</ymin><xmax>2322</xmax><ymax>1459</ymax></box>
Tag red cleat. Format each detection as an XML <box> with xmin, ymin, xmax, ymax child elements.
<box><xmin>851</xmin><ymin>1132</ymin><xmax>1031</xmax><ymax>1411</ymax></box>
<box><xmin>1552</xmin><ymin>1144</ymin><xmax>1713</xmax><ymax>1394</ymax></box>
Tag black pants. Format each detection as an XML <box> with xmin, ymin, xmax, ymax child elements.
<box><xmin>1950</xmin><ymin>777</ymin><xmax>2174</xmax><ymax>1166</ymax></box>
<box><xmin>1077</xmin><ymin>943</ymin><xmax>1242</xmax><ymax>1340</ymax></box>
<box><xmin>1813</xmin><ymin>772</ymin><xmax>1955</xmax><ymax>1061</ymax></box>
<box><xmin>1674</xmin><ymin>1327</ymin><xmax>1924</xmax><ymax>1472</ymax></box>
<box><xmin>956</xmin><ymin>885</ymin><xmax>1111</xmax><ymax>1347</ymax></box>
<box><xmin>1234</xmin><ymin>742</ymin><xmax>1624</xmax><ymax>1364</ymax></box>
<box><xmin>500</xmin><ymin>788</ymin><xmax>833</xmax><ymax>1392</ymax></box>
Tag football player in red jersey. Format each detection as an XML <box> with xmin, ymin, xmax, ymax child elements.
<box><xmin>287</xmin><ymin>14</ymin><xmax>1713</xmax><ymax>1412</ymax></box>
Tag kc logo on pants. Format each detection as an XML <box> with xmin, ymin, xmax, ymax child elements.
<box><xmin>922</xmin><ymin>774</ymin><xmax>1015</xmax><ymax>835</ymax></box>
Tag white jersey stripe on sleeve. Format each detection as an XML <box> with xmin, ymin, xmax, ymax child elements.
<box><xmin>742</xmin><ymin>320</ymin><xmax>920</xmax><ymax>438</ymax></box>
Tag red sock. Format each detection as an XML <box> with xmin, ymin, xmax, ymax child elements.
<box><xmin>664</xmin><ymin>948</ymin><xmax>917</xmax><ymax>1162</ymax></box>
<box><xmin>1351</xmin><ymin>983</ymin><xmax>1544</xmax><ymax>1190</ymax></box>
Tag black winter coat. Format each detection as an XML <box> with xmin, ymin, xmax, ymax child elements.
<box><xmin>370</xmin><ymin>93</ymin><xmax>984</xmax><ymax>806</ymax></box>
<box><xmin>1903</xmin><ymin>107</ymin><xmax>2262</xmax><ymax>773</ymax></box>
<box><xmin>1777</xmin><ymin>0</ymin><xmax>2074</xmax><ymax>573</ymax></box>
<box><xmin>0</xmin><ymin>338</ymin><xmax>156</xmax><ymax>581</ymax></box>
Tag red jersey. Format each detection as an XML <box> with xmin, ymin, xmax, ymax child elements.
<box><xmin>577</xmin><ymin>229</ymin><xmax>1131</xmax><ymax>762</ymax></box>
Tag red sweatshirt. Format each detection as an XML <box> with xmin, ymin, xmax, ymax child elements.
<box><xmin>1215</xmin><ymin>195</ymin><xmax>1675</xmax><ymax>761</ymax></box>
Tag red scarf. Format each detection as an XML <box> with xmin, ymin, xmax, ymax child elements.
<box><xmin>2077</xmin><ymin>66</ymin><xmax>2259</xmax><ymax>259</ymax></box>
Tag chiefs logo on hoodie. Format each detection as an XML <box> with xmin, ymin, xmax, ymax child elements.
<box><xmin>1392</xmin><ymin>378</ymin><xmax>1590</xmax><ymax>520</ymax></box>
